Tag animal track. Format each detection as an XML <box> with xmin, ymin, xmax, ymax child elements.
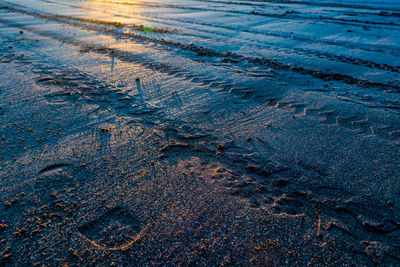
<box><xmin>79</xmin><ymin>207</ymin><xmax>142</xmax><ymax>250</ymax></box>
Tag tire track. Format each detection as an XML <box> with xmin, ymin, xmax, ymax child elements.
<box><xmin>73</xmin><ymin>0</ymin><xmax>400</xmax><ymax>28</ymax></box>
<box><xmin>0</xmin><ymin>18</ymin><xmax>243</xmax><ymax>102</ymax></box>
<box><xmin>36</xmin><ymin>0</ymin><xmax>400</xmax><ymax>56</ymax></box>
<box><xmin>32</xmin><ymin>0</ymin><xmax>400</xmax><ymax>74</ymax></box>
<box><xmin>1</xmin><ymin>5</ymin><xmax>398</xmax><ymax>93</ymax></box>
<box><xmin>272</xmin><ymin>99</ymin><xmax>400</xmax><ymax>141</ymax></box>
<box><xmin>210</xmin><ymin>0</ymin><xmax>400</xmax><ymax>12</ymax></box>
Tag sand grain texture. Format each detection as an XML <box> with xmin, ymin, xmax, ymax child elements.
<box><xmin>0</xmin><ymin>0</ymin><xmax>399</xmax><ymax>265</ymax></box>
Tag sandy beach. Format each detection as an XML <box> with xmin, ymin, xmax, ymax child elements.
<box><xmin>0</xmin><ymin>0</ymin><xmax>399</xmax><ymax>265</ymax></box>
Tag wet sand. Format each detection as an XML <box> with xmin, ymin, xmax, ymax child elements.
<box><xmin>0</xmin><ymin>0</ymin><xmax>399</xmax><ymax>265</ymax></box>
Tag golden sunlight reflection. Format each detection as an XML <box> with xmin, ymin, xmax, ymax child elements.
<box><xmin>79</xmin><ymin>0</ymin><xmax>157</xmax><ymax>34</ymax></box>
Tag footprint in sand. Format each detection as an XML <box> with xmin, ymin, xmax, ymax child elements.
<box><xmin>78</xmin><ymin>207</ymin><xmax>143</xmax><ymax>251</ymax></box>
